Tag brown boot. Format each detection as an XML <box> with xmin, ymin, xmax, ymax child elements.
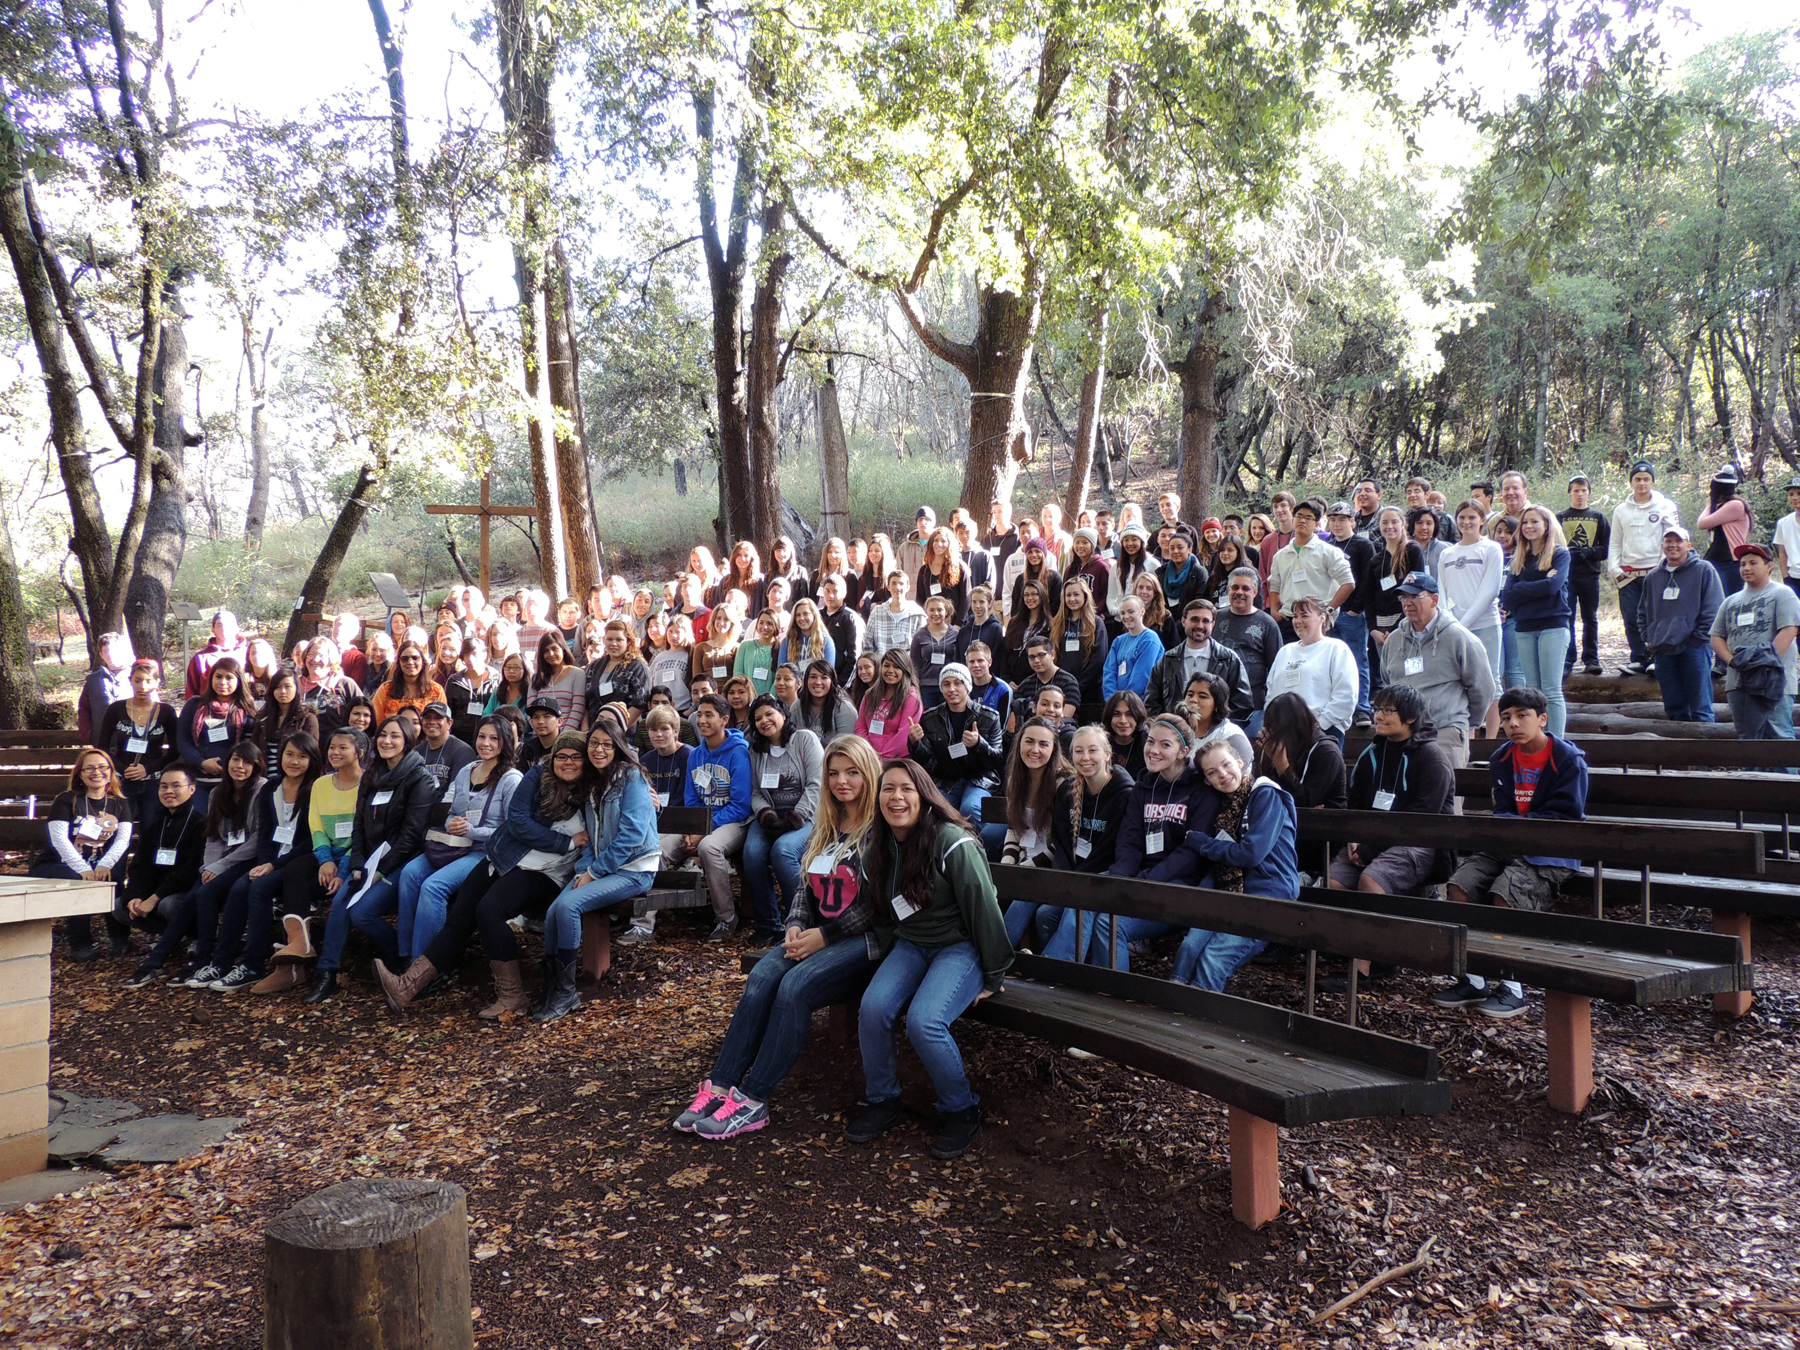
<box><xmin>376</xmin><ymin>956</ymin><xmax>438</xmax><ymax>1013</ymax></box>
<box><xmin>271</xmin><ymin>914</ymin><xmax>314</xmax><ymax>964</ymax></box>
<box><xmin>478</xmin><ymin>960</ymin><xmax>529</xmax><ymax>1019</ymax></box>
<box><xmin>580</xmin><ymin>912</ymin><xmax>613</xmax><ymax>983</ymax></box>
<box><xmin>251</xmin><ymin>965</ymin><xmax>304</xmax><ymax>995</ymax></box>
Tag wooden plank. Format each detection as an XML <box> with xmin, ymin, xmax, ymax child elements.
<box><xmin>1563</xmin><ymin>868</ymin><xmax>1800</xmax><ymax>919</ymax></box>
<box><xmin>0</xmin><ymin>749</ymin><xmax>81</xmax><ymax>768</ymax></box>
<box><xmin>0</xmin><ymin>731</ymin><xmax>83</xmax><ymax>749</ymax></box>
<box><xmin>991</xmin><ymin>866</ymin><xmax>1466</xmax><ymax>975</ymax></box>
<box><xmin>1453</xmin><ymin>767</ymin><xmax>1800</xmax><ymax>814</ymax></box>
<box><xmin>0</xmin><ymin>775</ymin><xmax>72</xmax><ymax>797</ymax></box>
<box><xmin>1348</xmin><ymin>735</ymin><xmax>1800</xmax><ymax>771</ymax></box>
<box><xmin>1297</xmin><ymin>808</ymin><xmax>1765</xmax><ymax>875</ymax></box>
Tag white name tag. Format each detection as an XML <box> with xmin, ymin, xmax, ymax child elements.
<box><xmin>947</xmin><ymin>741</ymin><xmax>968</xmax><ymax>759</ymax></box>
<box><xmin>713</xmin><ymin>665</ymin><xmax>728</xmax><ymax>678</ymax></box>
<box><xmin>1216</xmin><ymin>829</ymin><xmax>1236</xmax><ymax>843</ymax></box>
<box><xmin>930</xmin><ymin>584</ymin><xmax>941</xmax><ymax>595</ymax></box>
<box><xmin>226</xmin><ymin>829</ymin><xmax>246</xmax><ymax>847</ymax></box>
<box><xmin>74</xmin><ymin>817</ymin><xmax>103</xmax><ymax>841</ymax></box>
<box><xmin>1403</xmin><ymin>657</ymin><xmax>1424</xmax><ymax>676</ymax></box>
<box><xmin>1118</xmin><ymin>662</ymin><xmax>1128</xmax><ymax>677</ymax></box>
<box><xmin>760</xmin><ymin>772</ymin><xmax>780</xmax><ymax>789</ymax></box>
<box><xmin>655</xmin><ymin>790</ymin><xmax>670</xmax><ymax>809</ymax></box>
<box><xmin>1065</xmin><ymin>639</ymin><xmax>1080</xmax><ymax>651</ymax></box>
<box><xmin>1144</xmin><ymin>828</ymin><xmax>1165</xmax><ymax>854</ymax></box>
<box><xmin>334</xmin><ymin>820</ymin><xmax>353</xmax><ymax>839</ymax></box>
<box><xmin>372</xmin><ymin>790</ymin><xmax>393</xmax><ymax>806</ymax></box>
<box><xmin>125</xmin><ymin>736</ymin><xmax>148</xmax><ymax>754</ymax></box>
<box><xmin>1738</xmin><ymin>611</ymin><xmax>1756</xmax><ymax>626</ymax></box>
<box><xmin>206</xmin><ymin>723</ymin><xmax>228</xmax><ymax>742</ymax></box>
<box><xmin>1373</xmin><ymin>790</ymin><xmax>1396</xmax><ymax>811</ymax></box>
<box><xmin>869</xmin><ymin>719</ymin><xmax>884</xmax><ymax>735</ymax></box>
<box><xmin>808</xmin><ymin>852</ymin><xmax>835</xmax><ymax>875</ymax></box>
<box><xmin>930</xmin><ymin>652</ymin><xmax>945</xmax><ymax>665</ymax></box>
<box><xmin>753</xmin><ymin>667</ymin><xmax>769</xmax><ymax>681</ymax></box>
<box><xmin>155</xmin><ymin>847</ymin><xmax>177</xmax><ymax>866</ymax></box>
<box><xmin>273</xmin><ymin>822</ymin><xmax>296</xmax><ymax>845</ymax></box>
<box><xmin>1663</xmin><ymin>587</ymin><xmax>1680</xmax><ymax>600</ymax></box>
<box><xmin>597</xmin><ymin>681</ymin><xmax>613</xmax><ymax>695</ymax></box>
<box><xmin>1074</xmin><ymin>837</ymin><xmax>1092</xmax><ymax>859</ymax></box>
<box><xmin>1380</xmin><ymin>575</ymin><xmax>1397</xmax><ymax>590</ymax></box>
<box><xmin>891</xmin><ymin>893</ymin><xmax>919</xmax><ymax>921</ymax></box>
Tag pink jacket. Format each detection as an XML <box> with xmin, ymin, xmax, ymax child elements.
<box><xmin>854</xmin><ymin>688</ymin><xmax>923</xmax><ymax>760</ymax></box>
<box><xmin>1697</xmin><ymin>499</ymin><xmax>1752</xmax><ymax>554</ymax></box>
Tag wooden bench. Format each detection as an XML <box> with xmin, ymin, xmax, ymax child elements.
<box><xmin>1346</xmin><ymin>734</ymin><xmax>1800</xmax><ymax>772</ymax></box>
<box><xmin>1298</xmin><ymin>886</ymin><xmax>1749</xmax><ymax>1114</ymax></box>
<box><xmin>0</xmin><ymin>730</ymin><xmax>82</xmax><ymax>749</ymax></box>
<box><xmin>1299</xmin><ymin>808</ymin><xmax>1766</xmax><ymax>1017</ymax></box>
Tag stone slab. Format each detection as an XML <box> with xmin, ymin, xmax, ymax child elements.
<box><xmin>46</xmin><ymin>1123</ymin><xmax>121</xmax><ymax>1161</ymax></box>
<box><xmin>0</xmin><ymin>1166</ymin><xmax>109</xmax><ymax>1211</ymax></box>
<box><xmin>0</xmin><ymin>876</ymin><xmax>113</xmax><ymax>924</ymax></box>
<box><xmin>100</xmin><ymin>1114</ymin><xmax>243</xmax><ymax>1164</ymax></box>
<box><xmin>48</xmin><ymin>1091</ymin><xmax>142</xmax><ymax>1129</ymax></box>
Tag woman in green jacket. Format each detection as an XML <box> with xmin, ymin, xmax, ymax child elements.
<box><xmin>847</xmin><ymin>758</ymin><xmax>1011</xmax><ymax>1159</ymax></box>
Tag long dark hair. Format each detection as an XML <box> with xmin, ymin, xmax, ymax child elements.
<box><xmin>386</xmin><ymin>641</ymin><xmax>432</xmax><ymax>700</ymax></box>
<box><xmin>200</xmin><ymin>656</ymin><xmax>258</xmax><ymax>719</ymax></box>
<box><xmin>372</xmin><ymin>715</ymin><xmax>417</xmax><ymax>770</ymax></box>
<box><xmin>537</xmin><ymin>731</ymin><xmax>593</xmax><ymax>820</ymax></box>
<box><xmin>206</xmin><ymin>741</ymin><xmax>265</xmax><ymax>836</ymax></box>
<box><xmin>795</xmin><ymin>658</ymin><xmax>845</xmax><ymax>728</ymax></box>
<box><xmin>1005</xmin><ymin>716</ymin><xmax>1075</xmax><ymax>835</ymax></box>
<box><xmin>259</xmin><ymin>663</ymin><xmax>307</xmax><ymax>745</ymax></box>
<box><xmin>1258</xmin><ymin>692</ymin><xmax>1321</xmax><ymax>779</ymax></box>
<box><xmin>530</xmin><ymin>631</ymin><xmax>576</xmax><ymax>691</ymax></box>
<box><xmin>1183</xmin><ymin>671</ymin><xmax>1232</xmax><ymax>735</ymax></box>
<box><xmin>1103</xmin><ymin>690</ymin><xmax>1146</xmax><ymax>741</ymax></box>
<box><xmin>860</xmin><ymin>649</ymin><xmax>917</xmax><ymax>720</ymax></box>
<box><xmin>867</xmin><ymin>758</ymin><xmax>970</xmax><ymax>913</ymax></box>
<box><xmin>277</xmin><ymin>730</ymin><xmax>324</xmax><ymax>787</ymax></box>
<box><xmin>746</xmin><ymin>692</ymin><xmax>794</xmax><ymax>751</ymax></box>
<box><xmin>585</xmin><ymin>718</ymin><xmax>645</xmax><ymax>803</ymax></box>
<box><xmin>473</xmin><ymin>715</ymin><xmax>519</xmax><ymax>776</ymax></box>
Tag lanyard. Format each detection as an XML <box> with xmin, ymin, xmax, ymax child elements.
<box><xmin>157</xmin><ymin>804</ymin><xmax>194</xmax><ymax>854</ymax></box>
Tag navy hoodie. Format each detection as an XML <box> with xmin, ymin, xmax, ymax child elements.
<box><xmin>1346</xmin><ymin>721</ymin><xmax>1455</xmax><ymax>875</ymax></box>
<box><xmin>1488</xmin><ymin>732</ymin><xmax>1588</xmax><ymax>869</ymax></box>
<box><xmin>1109</xmin><ymin>764</ymin><xmax>1220</xmax><ymax>885</ymax></box>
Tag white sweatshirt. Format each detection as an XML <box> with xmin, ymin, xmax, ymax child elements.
<box><xmin>1607</xmin><ymin>491</ymin><xmax>1681</xmax><ymax>577</ymax></box>
<box><xmin>1263</xmin><ymin>637</ymin><xmax>1359</xmax><ymax>733</ymax></box>
<box><xmin>1437</xmin><ymin>538</ymin><xmax>1506</xmax><ymax>633</ymax></box>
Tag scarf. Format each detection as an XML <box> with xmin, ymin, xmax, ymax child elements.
<box><xmin>1211</xmin><ymin>778</ymin><xmax>1254</xmax><ymax>892</ymax></box>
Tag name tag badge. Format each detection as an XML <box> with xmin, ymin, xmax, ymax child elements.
<box><xmin>74</xmin><ymin>817</ymin><xmax>103</xmax><ymax>841</ymax></box>
<box><xmin>1074</xmin><ymin>837</ymin><xmax>1092</xmax><ymax>859</ymax></box>
<box><xmin>1065</xmin><ymin>639</ymin><xmax>1080</xmax><ymax>651</ymax></box>
<box><xmin>890</xmin><ymin>893</ymin><xmax>919</xmax><ymax>921</ymax></box>
<box><xmin>1663</xmin><ymin>586</ymin><xmax>1680</xmax><ymax>601</ymax></box>
<box><xmin>1144</xmin><ymin>828</ymin><xmax>1165</xmax><ymax>855</ymax></box>
<box><xmin>226</xmin><ymin>830</ymin><xmax>246</xmax><ymax>847</ymax></box>
<box><xmin>808</xmin><ymin>853</ymin><xmax>835</xmax><ymax>875</ymax></box>
<box><xmin>930</xmin><ymin>584</ymin><xmax>941</xmax><ymax>595</ymax></box>
<box><xmin>155</xmin><ymin>847</ymin><xmax>177</xmax><ymax>866</ymax></box>
<box><xmin>335</xmin><ymin>820</ymin><xmax>354</xmax><ymax>839</ymax></box>
<box><xmin>947</xmin><ymin>741</ymin><xmax>968</xmax><ymax>759</ymax></box>
<box><xmin>1117</xmin><ymin>662</ymin><xmax>1128</xmax><ymax>677</ymax></box>
<box><xmin>1372</xmin><ymin>790</ymin><xmax>1396</xmax><ymax>811</ymax></box>
<box><xmin>1380</xmin><ymin>575</ymin><xmax>1397</xmax><ymax>590</ymax></box>
<box><xmin>125</xmin><ymin>736</ymin><xmax>148</xmax><ymax>754</ymax></box>
<box><xmin>597</xmin><ymin>681</ymin><xmax>613</xmax><ymax>695</ymax></box>
<box><xmin>713</xmin><ymin>664</ymin><xmax>728</xmax><ymax>678</ymax></box>
<box><xmin>760</xmin><ymin>772</ymin><xmax>780</xmax><ymax>789</ymax></box>
<box><xmin>753</xmin><ymin>667</ymin><xmax>769</xmax><ymax>681</ymax></box>
<box><xmin>655</xmin><ymin>790</ymin><xmax>670</xmax><ymax>809</ymax></box>
<box><xmin>1738</xmin><ymin>611</ymin><xmax>1756</xmax><ymax>626</ymax></box>
<box><xmin>1403</xmin><ymin>657</ymin><xmax>1424</xmax><ymax>676</ymax></box>
<box><xmin>206</xmin><ymin>723</ymin><xmax>228</xmax><ymax>742</ymax></box>
<box><xmin>1216</xmin><ymin>829</ymin><xmax>1236</xmax><ymax>843</ymax></box>
<box><xmin>930</xmin><ymin>652</ymin><xmax>945</xmax><ymax>665</ymax></box>
<box><xmin>372</xmin><ymin>790</ymin><xmax>394</xmax><ymax>807</ymax></box>
<box><xmin>272</xmin><ymin>822</ymin><xmax>296</xmax><ymax>845</ymax></box>
<box><xmin>869</xmin><ymin>719</ymin><xmax>885</xmax><ymax>736</ymax></box>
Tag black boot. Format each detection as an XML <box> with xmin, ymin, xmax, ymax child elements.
<box><xmin>302</xmin><ymin>970</ymin><xmax>338</xmax><ymax>1005</ymax></box>
<box><xmin>532</xmin><ymin>956</ymin><xmax>581</xmax><ymax>1023</ymax></box>
<box><xmin>932</xmin><ymin>1105</ymin><xmax>983</xmax><ymax>1159</ymax></box>
<box><xmin>530</xmin><ymin>955</ymin><xmax>556</xmax><ymax>1018</ymax></box>
<box><xmin>845</xmin><ymin>1098</ymin><xmax>904</xmax><ymax>1143</ymax></box>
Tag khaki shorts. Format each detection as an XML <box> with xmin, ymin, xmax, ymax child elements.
<box><xmin>1328</xmin><ymin>845</ymin><xmax>1439</xmax><ymax>895</ymax></box>
<box><xmin>1448</xmin><ymin>853</ymin><xmax>1572</xmax><ymax>912</ymax></box>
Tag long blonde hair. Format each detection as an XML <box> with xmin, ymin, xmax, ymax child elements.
<box><xmin>1511</xmin><ymin>505</ymin><xmax>1567</xmax><ymax>575</ymax></box>
<box><xmin>1048</xmin><ymin>577</ymin><xmax>1098</xmax><ymax>659</ymax></box>
<box><xmin>800</xmin><ymin>735</ymin><xmax>882</xmax><ymax>873</ymax></box>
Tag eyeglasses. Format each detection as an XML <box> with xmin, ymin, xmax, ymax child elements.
<box><xmin>552</xmin><ymin>752</ymin><xmax>586</xmax><ymax>764</ymax></box>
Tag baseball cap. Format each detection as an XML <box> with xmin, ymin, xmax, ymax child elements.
<box><xmin>1629</xmin><ymin>459</ymin><xmax>1656</xmax><ymax>478</ymax></box>
<box><xmin>421</xmin><ymin>701</ymin><xmax>452</xmax><ymax>719</ymax></box>
<box><xmin>1567</xmin><ymin>472</ymin><xmax>1589</xmax><ymax>486</ymax></box>
<box><xmin>916</xmin><ymin>506</ymin><xmax>935</xmax><ymax>520</ymax></box>
<box><xmin>1662</xmin><ymin>524</ymin><xmax>1690</xmax><ymax>541</ymax></box>
<box><xmin>1734</xmin><ymin>542</ymin><xmax>1773</xmax><ymax>561</ymax></box>
<box><xmin>1396</xmin><ymin>572</ymin><xmax>1439</xmax><ymax>596</ymax></box>
<box><xmin>526</xmin><ymin>697</ymin><xmax>561</xmax><ymax>717</ymax></box>
<box><xmin>1327</xmin><ymin>501</ymin><xmax>1353</xmax><ymax>518</ymax></box>
<box><xmin>1785</xmin><ymin>477</ymin><xmax>1800</xmax><ymax>492</ymax></box>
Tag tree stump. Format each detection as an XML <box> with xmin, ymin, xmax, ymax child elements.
<box><xmin>265</xmin><ymin>1179</ymin><xmax>472</xmax><ymax>1350</ymax></box>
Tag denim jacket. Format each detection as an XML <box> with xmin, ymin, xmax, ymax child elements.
<box><xmin>487</xmin><ymin>764</ymin><xmax>584</xmax><ymax>874</ymax></box>
<box><xmin>573</xmin><ymin>770</ymin><xmax>662</xmax><ymax>878</ymax></box>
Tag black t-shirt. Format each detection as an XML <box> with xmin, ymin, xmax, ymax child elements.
<box><xmin>33</xmin><ymin>790</ymin><xmax>133</xmax><ymax>870</ymax></box>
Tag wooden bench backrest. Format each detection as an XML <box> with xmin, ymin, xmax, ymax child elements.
<box><xmin>1298</xmin><ymin>807</ymin><xmax>1765</xmax><ymax>875</ymax></box>
<box><xmin>1348</xmin><ymin>735</ymin><xmax>1800</xmax><ymax>772</ymax></box>
<box><xmin>657</xmin><ymin>805</ymin><xmax>713</xmax><ymax>836</ymax></box>
<box><xmin>990</xmin><ymin>866</ymin><xmax>1466</xmax><ymax>973</ymax></box>
<box><xmin>1453</xmin><ymin>766</ymin><xmax>1800</xmax><ymax>813</ymax></box>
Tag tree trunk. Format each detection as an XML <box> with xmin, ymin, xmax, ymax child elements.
<box><xmin>124</xmin><ymin>293</ymin><xmax>192</xmax><ymax>661</ymax></box>
<box><xmin>1533</xmin><ymin>306</ymin><xmax>1551</xmax><ymax>470</ymax></box>
<box><xmin>283</xmin><ymin>462</ymin><xmax>379</xmax><ymax>655</ymax></box>
<box><xmin>547</xmin><ymin>241</ymin><xmax>602</xmax><ymax>586</ymax></box>
<box><xmin>0</xmin><ymin>156</ymin><xmax>113</xmax><ymax>637</ymax></box>
<box><xmin>1063</xmin><ymin>299</ymin><xmax>1108</xmax><ymax>520</ymax></box>
<box><xmin>0</xmin><ymin>506</ymin><xmax>47</xmax><ymax>730</ymax></box>
<box><xmin>745</xmin><ymin>200</ymin><xmax>790</xmax><ymax>552</ymax></box>
<box><xmin>695</xmin><ymin>76</ymin><xmax>756</xmax><ymax>548</ymax></box>
<box><xmin>522</xmin><ymin>288</ymin><xmax>567</xmax><ymax>598</ymax></box>
<box><xmin>243</xmin><ymin>322</ymin><xmax>272</xmax><ymax>552</ymax></box>
<box><xmin>957</xmin><ymin>285</ymin><xmax>1038</xmax><ymax>517</ymax></box>
<box><xmin>816</xmin><ymin>358</ymin><xmax>851</xmax><ymax>551</ymax></box>
<box><xmin>1175</xmin><ymin>293</ymin><xmax>1226</xmax><ymax>519</ymax></box>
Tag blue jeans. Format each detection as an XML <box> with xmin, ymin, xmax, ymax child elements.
<box><xmin>942</xmin><ymin>779</ymin><xmax>1003</xmax><ymax>860</ymax></box>
<box><xmin>545</xmin><ymin>869</ymin><xmax>654</xmax><ymax>956</ymax></box>
<box><xmin>712</xmin><ymin>940</ymin><xmax>881</xmax><ymax>1102</ymax></box>
<box><xmin>1172</xmin><ymin>929</ymin><xmax>1265</xmax><ymax>991</ymax></box>
<box><xmin>859</xmin><ymin>939</ymin><xmax>985</xmax><ymax>1113</ymax></box>
<box><xmin>1728</xmin><ymin>689</ymin><xmax>1796</xmax><ymax>752</ymax></box>
<box><xmin>319</xmin><ymin>871</ymin><xmax>401</xmax><ymax>972</ymax></box>
<box><xmin>213</xmin><ymin>865</ymin><xmax>288</xmax><ymax>972</ymax></box>
<box><xmin>1619</xmin><ymin>577</ymin><xmax>1648</xmax><ymax>665</ymax></box>
<box><xmin>743</xmin><ymin>820</ymin><xmax>811</xmax><ymax>933</ymax></box>
<box><xmin>1501</xmin><ymin>618</ymin><xmax>1526</xmax><ymax>692</ymax></box>
<box><xmin>1514</xmin><ymin>626</ymin><xmax>1570</xmax><ymax>736</ymax></box>
<box><xmin>1655</xmin><ymin>644</ymin><xmax>1716</xmax><ymax>723</ymax></box>
<box><xmin>146</xmin><ymin>860</ymin><xmax>253</xmax><ymax>967</ymax></box>
<box><xmin>1002</xmin><ymin>900</ymin><xmax>1063</xmax><ymax>950</ymax></box>
<box><xmin>397</xmin><ymin>853</ymin><xmax>483</xmax><ymax>961</ymax></box>
<box><xmin>1244</xmin><ymin>710</ymin><xmax>1264</xmax><ymax>738</ymax></box>
<box><xmin>1040</xmin><ymin>908</ymin><xmax>1176</xmax><ymax>970</ymax></box>
<box><xmin>1330</xmin><ymin>611</ymin><xmax>1371</xmax><ymax>718</ymax></box>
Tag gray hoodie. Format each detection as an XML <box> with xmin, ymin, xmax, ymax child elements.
<box><xmin>1379</xmin><ymin>609</ymin><xmax>1495</xmax><ymax>735</ymax></box>
<box><xmin>1639</xmin><ymin>553</ymin><xmax>1723</xmax><ymax>653</ymax></box>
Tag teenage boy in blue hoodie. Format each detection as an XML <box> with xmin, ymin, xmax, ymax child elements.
<box><xmin>1435</xmin><ymin>685</ymin><xmax>1589</xmax><ymax>1019</ymax></box>
<box><xmin>658</xmin><ymin>693</ymin><xmax>752</xmax><ymax>942</ymax></box>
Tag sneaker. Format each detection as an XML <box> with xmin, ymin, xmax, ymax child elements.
<box><xmin>617</xmin><ymin>925</ymin><xmax>656</xmax><ymax>947</ymax></box>
<box><xmin>1475</xmin><ymin>987</ymin><xmax>1529</xmax><ymax>1019</ymax></box>
<box><xmin>181</xmin><ymin>963</ymin><xmax>223</xmax><ymax>990</ymax></box>
<box><xmin>251</xmin><ymin>965</ymin><xmax>305</xmax><ymax>995</ymax></box>
<box><xmin>1620</xmin><ymin>660</ymin><xmax>1648</xmax><ymax>677</ymax></box>
<box><xmin>931</xmin><ymin>1106</ymin><xmax>982</xmax><ymax>1159</ymax></box>
<box><xmin>1584</xmin><ymin>662</ymin><xmax>1603</xmax><ymax>676</ymax></box>
<box><xmin>69</xmin><ymin>945</ymin><xmax>98</xmax><ymax>965</ymax></box>
<box><xmin>173</xmin><ymin>960</ymin><xmax>207</xmax><ymax>986</ymax></box>
<box><xmin>1351</xmin><ymin>712</ymin><xmax>1373</xmax><ymax>730</ymax></box>
<box><xmin>1430</xmin><ymin>976</ymin><xmax>1489</xmax><ymax>1009</ymax></box>
<box><xmin>212</xmin><ymin>964</ymin><xmax>261</xmax><ymax>992</ymax></box>
<box><xmin>845</xmin><ymin>1098</ymin><xmax>904</xmax><ymax>1143</ymax></box>
<box><xmin>124</xmin><ymin>962</ymin><xmax>163</xmax><ymax>989</ymax></box>
<box><xmin>706</xmin><ymin>920</ymin><xmax>738</xmax><ymax>943</ymax></box>
<box><xmin>673</xmin><ymin>1079</ymin><xmax>727</xmax><ymax>1133</ymax></box>
<box><xmin>692</xmin><ymin>1087</ymin><xmax>769</xmax><ymax>1140</ymax></box>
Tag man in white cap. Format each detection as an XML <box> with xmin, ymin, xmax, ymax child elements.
<box><xmin>1606</xmin><ymin>459</ymin><xmax>1681</xmax><ymax>676</ymax></box>
<box><xmin>1639</xmin><ymin>524</ymin><xmax>1722</xmax><ymax>723</ymax></box>
<box><xmin>907</xmin><ymin>661</ymin><xmax>1006</xmax><ymax>853</ymax></box>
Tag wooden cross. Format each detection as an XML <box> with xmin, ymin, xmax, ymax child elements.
<box><xmin>424</xmin><ymin>473</ymin><xmax>537</xmax><ymax>594</ymax></box>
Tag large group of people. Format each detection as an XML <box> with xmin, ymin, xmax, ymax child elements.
<box><xmin>37</xmin><ymin>464</ymin><xmax>1790</xmax><ymax>1155</ymax></box>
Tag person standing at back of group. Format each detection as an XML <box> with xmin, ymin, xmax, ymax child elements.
<box><xmin>1255</xmin><ymin>492</ymin><xmax>1296</xmax><ymax>606</ymax></box>
<box><xmin>1267</xmin><ymin>499</ymin><xmax>1356</xmax><ymax>644</ymax></box>
<box><xmin>1698</xmin><ymin>465</ymin><xmax>1755</xmax><ymax>601</ymax></box>
<box><xmin>1606</xmin><ymin>460</ymin><xmax>1681</xmax><ymax>677</ymax></box>
<box><xmin>1500</xmin><ymin>506</ymin><xmax>1573</xmax><ymax>736</ymax></box>
<box><xmin>1557</xmin><ymin>473</ymin><xmax>1609</xmax><ymax>677</ymax></box>
<box><xmin>1709</xmin><ymin>542</ymin><xmax>1800</xmax><ymax>745</ymax></box>
<box><xmin>1211</xmin><ymin>568</ymin><xmax>1282</xmax><ymax>735</ymax></box>
<box><xmin>1323</xmin><ymin>502</ymin><xmax>1376</xmax><ymax>727</ymax></box>
<box><xmin>1639</xmin><ymin>525</ymin><xmax>1722</xmax><ymax>724</ymax></box>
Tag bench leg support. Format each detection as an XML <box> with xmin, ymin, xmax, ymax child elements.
<box><xmin>1228</xmin><ymin>1107</ymin><xmax>1280</xmax><ymax>1229</ymax></box>
<box><xmin>1545</xmin><ymin>991</ymin><xmax>1594</xmax><ymax>1115</ymax></box>
<box><xmin>1712</xmin><ymin>910</ymin><xmax>1753</xmax><ymax>1018</ymax></box>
